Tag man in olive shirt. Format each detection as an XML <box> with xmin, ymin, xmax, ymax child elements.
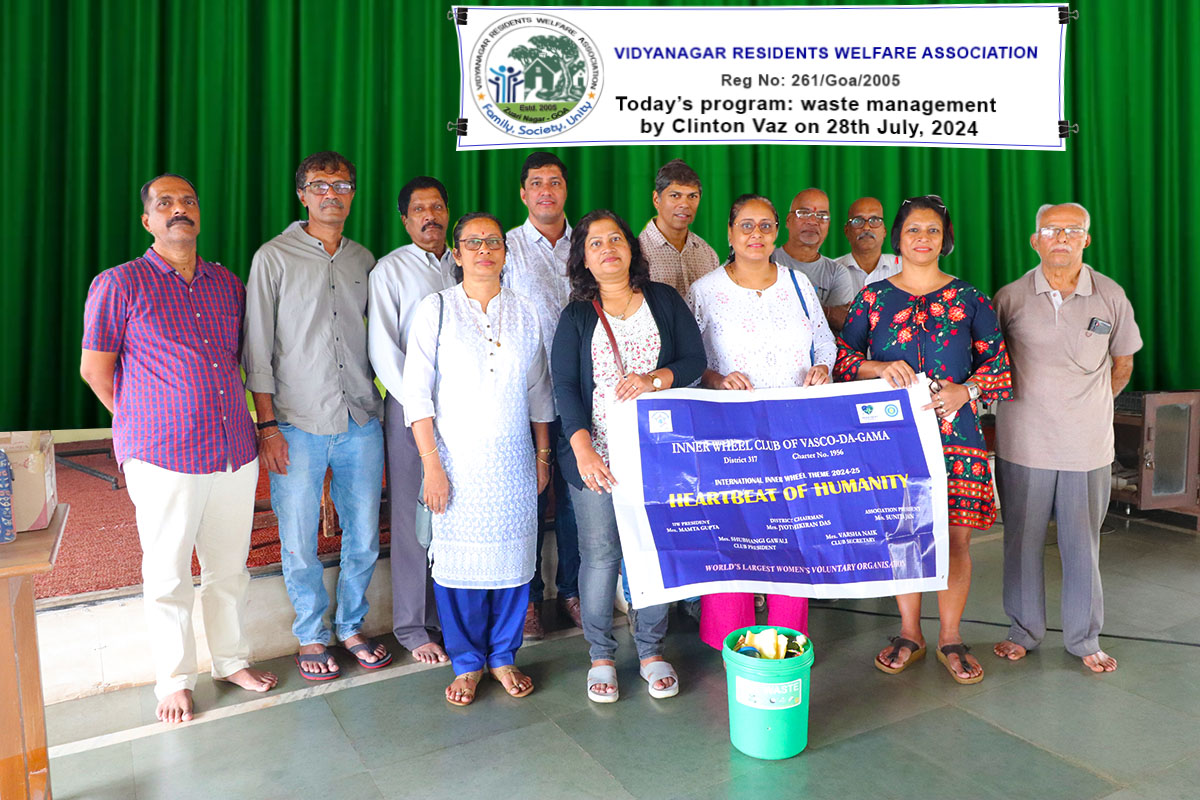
<box><xmin>992</xmin><ymin>203</ymin><xmax>1141</xmax><ymax>673</ymax></box>
<box><xmin>244</xmin><ymin>151</ymin><xmax>390</xmax><ymax>679</ymax></box>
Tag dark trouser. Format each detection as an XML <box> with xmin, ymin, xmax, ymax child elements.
<box><xmin>433</xmin><ymin>582</ymin><xmax>529</xmax><ymax>675</ymax></box>
<box><xmin>996</xmin><ymin>457</ymin><xmax>1111</xmax><ymax>656</ymax></box>
<box><xmin>530</xmin><ymin>418</ymin><xmax>580</xmax><ymax>602</ymax></box>
<box><xmin>384</xmin><ymin>395</ymin><xmax>440</xmax><ymax>650</ymax></box>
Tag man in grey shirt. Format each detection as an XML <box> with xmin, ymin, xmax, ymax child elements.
<box><xmin>367</xmin><ymin>176</ymin><xmax>456</xmax><ymax>665</ymax></box>
<box><xmin>244</xmin><ymin>150</ymin><xmax>390</xmax><ymax>680</ymax></box>
<box><xmin>772</xmin><ymin>187</ymin><xmax>856</xmax><ymax>331</ymax></box>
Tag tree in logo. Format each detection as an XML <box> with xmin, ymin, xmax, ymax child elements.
<box><xmin>508</xmin><ymin>34</ymin><xmax>586</xmax><ymax>103</ymax></box>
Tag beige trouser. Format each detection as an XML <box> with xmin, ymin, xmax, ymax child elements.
<box><xmin>123</xmin><ymin>457</ymin><xmax>258</xmax><ymax>700</ymax></box>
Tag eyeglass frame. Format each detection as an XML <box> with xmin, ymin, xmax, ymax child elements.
<box><xmin>733</xmin><ymin>220</ymin><xmax>779</xmax><ymax>234</ymax></box>
<box><xmin>302</xmin><ymin>180</ymin><xmax>356</xmax><ymax>195</ymax></box>
<box><xmin>458</xmin><ymin>236</ymin><xmax>506</xmax><ymax>251</ymax></box>
<box><xmin>1036</xmin><ymin>226</ymin><xmax>1088</xmax><ymax>240</ymax></box>
<box><xmin>847</xmin><ymin>215</ymin><xmax>885</xmax><ymax>229</ymax></box>
<box><xmin>793</xmin><ymin>209</ymin><xmax>832</xmax><ymax>222</ymax></box>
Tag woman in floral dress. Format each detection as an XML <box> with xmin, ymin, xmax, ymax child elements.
<box><xmin>835</xmin><ymin>195</ymin><xmax>1011</xmax><ymax>684</ymax></box>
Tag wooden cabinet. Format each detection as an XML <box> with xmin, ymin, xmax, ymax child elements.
<box><xmin>1112</xmin><ymin>391</ymin><xmax>1200</xmax><ymax>520</ymax></box>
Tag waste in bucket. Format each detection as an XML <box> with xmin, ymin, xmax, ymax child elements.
<box><xmin>721</xmin><ymin>625</ymin><xmax>814</xmax><ymax>760</ymax></box>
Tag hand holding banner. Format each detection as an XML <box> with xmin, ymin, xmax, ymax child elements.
<box><xmin>608</xmin><ymin>378</ymin><xmax>950</xmax><ymax>609</ymax></box>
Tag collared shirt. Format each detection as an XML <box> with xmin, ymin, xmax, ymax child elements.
<box><xmin>367</xmin><ymin>243</ymin><xmax>457</xmax><ymax>400</ymax></box>
<box><xmin>502</xmin><ymin>217</ymin><xmax>572</xmax><ymax>372</ymax></box>
<box><xmin>243</xmin><ymin>222</ymin><xmax>382</xmax><ymax>435</ymax></box>
<box><xmin>638</xmin><ymin>220</ymin><xmax>720</xmax><ymax>297</ymax></box>
<box><xmin>994</xmin><ymin>264</ymin><xmax>1142</xmax><ymax>472</ymax></box>
<box><xmin>771</xmin><ymin>249</ymin><xmax>857</xmax><ymax>307</ymax></box>
<box><xmin>834</xmin><ymin>252</ymin><xmax>902</xmax><ymax>291</ymax></box>
<box><xmin>82</xmin><ymin>248</ymin><xmax>257</xmax><ymax>474</ymax></box>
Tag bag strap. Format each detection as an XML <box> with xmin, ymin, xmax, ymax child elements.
<box><xmin>786</xmin><ymin>269</ymin><xmax>819</xmax><ymax>366</ymax></box>
<box><xmin>592</xmin><ymin>299</ymin><xmax>626</xmax><ymax>375</ymax></box>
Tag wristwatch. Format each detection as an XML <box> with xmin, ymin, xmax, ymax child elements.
<box><xmin>651</xmin><ymin>375</ymin><xmax>663</xmax><ymax>391</ymax></box>
<box><xmin>965</xmin><ymin>382</ymin><xmax>982</xmax><ymax>402</ymax></box>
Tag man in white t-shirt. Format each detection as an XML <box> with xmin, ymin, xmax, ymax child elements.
<box><xmin>771</xmin><ymin>187</ymin><xmax>855</xmax><ymax>331</ymax></box>
<box><xmin>834</xmin><ymin>196</ymin><xmax>901</xmax><ymax>291</ymax></box>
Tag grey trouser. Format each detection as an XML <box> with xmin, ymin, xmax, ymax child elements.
<box><xmin>995</xmin><ymin>457</ymin><xmax>1111</xmax><ymax>656</ymax></box>
<box><xmin>385</xmin><ymin>395</ymin><xmax>441</xmax><ymax>650</ymax></box>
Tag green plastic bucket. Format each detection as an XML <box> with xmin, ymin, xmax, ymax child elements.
<box><xmin>721</xmin><ymin>625</ymin><xmax>814</xmax><ymax>760</ymax></box>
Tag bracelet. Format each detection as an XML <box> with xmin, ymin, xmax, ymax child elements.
<box><xmin>256</xmin><ymin>419</ymin><xmax>278</xmax><ymax>431</ymax></box>
<box><xmin>259</xmin><ymin>431</ymin><xmax>280</xmax><ymax>442</ymax></box>
<box><xmin>418</xmin><ymin>447</ymin><xmax>439</xmax><ymax>459</ymax></box>
<box><xmin>536</xmin><ymin>448</ymin><xmax>552</xmax><ymax>453</ymax></box>
<box><xmin>536</xmin><ymin>457</ymin><xmax>551</xmax><ymax>466</ymax></box>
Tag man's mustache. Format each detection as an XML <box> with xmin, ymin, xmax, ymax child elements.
<box><xmin>422</xmin><ymin>221</ymin><xmax>444</xmax><ymax>231</ymax></box>
<box><xmin>856</xmin><ymin>231</ymin><xmax>876</xmax><ymax>241</ymax></box>
<box><xmin>167</xmin><ymin>216</ymin><xmax>195</xmax><ymax>228</ymax></box>
<box><xmin>320</xmin><ymin>198</ymin><xmax>345</xmax><ymax>209</ymax></box>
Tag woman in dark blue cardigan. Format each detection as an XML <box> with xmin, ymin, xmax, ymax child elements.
<box><xmin>551</xmin><ymin>209</ymin><xmax>706</xmax><ymax>704</ymax></box>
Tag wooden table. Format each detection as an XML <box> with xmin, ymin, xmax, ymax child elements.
<box><xmin>1</xmin><ymin>504</ymin><xmax>68</xmax><ymax>800</ymax></box>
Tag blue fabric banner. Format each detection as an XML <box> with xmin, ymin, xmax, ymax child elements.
<box><xmin>609</xmin><ymin>379</ymin><xmax>949</xmax><ymax>608</ymax></box>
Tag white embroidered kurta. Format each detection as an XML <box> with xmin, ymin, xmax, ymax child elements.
<box><xmin>402</xmin><ymin>286</ymin><xmax>555</xmax><ymax>589</ymax></box>
<box><xmin>686</xmin><ymin>265</ymin><xmax>837</xmax><ymax>389</ymax></box>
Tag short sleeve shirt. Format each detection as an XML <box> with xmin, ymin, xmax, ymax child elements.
<box><xmin>834</xmin><ymin>252</ymin><xmax>902</xmax><ymax>291</ymax></box>
<box><xmin>638</xmin><ymin>221</ymin><xmax>720</xmax><ymax>298</ymax></box>
<box><xmin>771</xmin><ymin>249</ymin><xmax>857</xmax><ymax>306</ymax></box>
<box><xmin>994</xmin><ymin>265</ymin><xmax>1142</xmax><ymax>471</ymax></box>
<box><xmin>82</xmin><ymin>249</ymin><xmax>257</xmax><ymax>474</ymax></box>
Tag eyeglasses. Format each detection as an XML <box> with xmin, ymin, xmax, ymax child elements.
<box><xmin>793</xmin><ymin>209</ymin><xmax>831</xmax><ymax>222</ymax></box>
<box><xmin>459</xmin><ymin>236</ymin><xmax>505</xmax><ymax>251</ymax></box>
<box><xmin>303</xmin><ymin>180</ymin><xmax>355</xmax><ymax>195</ymax></box>
<box><xmin>735</xmin><ymin>220</ymin><xmax>778</xmax><ymax>234</ymax></box>
<box><xmin>901</xmin><ymin>194</ymin><xmax>946</xmax><ymax>210</ymax></box>
<box><xmin>848</xmin><ymin>215</ymin><xmax>885</xmax><ymax>229</ymax></box>
<box><xmin>1037</xmin><ymin>226</ymin><xmax>1087</xmax><ymax>240</ymax></box>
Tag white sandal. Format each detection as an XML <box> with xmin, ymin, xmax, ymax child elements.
<box><xmin>586</xmin><ymin>665</ymin><xmax>619</xmax><ymax>703</ymax></box>
<box><xmin>639</xmin><ymin>660</ymin><xmax>679</xmax><ymax>699</ymax></box>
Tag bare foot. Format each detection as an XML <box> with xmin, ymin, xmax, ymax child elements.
<box><xmin>639</xmin><ymin>656</ymin><xmax>676</xmax><ymax>691</ymax></box>
<box><xmin>218</xmin><ymin>667</ymin><xmax>278</xmax><ymax>692</ymax></box>
<box><xmin>412</xmin><ymin>642</ymin><xmax>449</xmax><ymax>665</ymax></box>
<box><xmin>590</xmin><ymin>659</ymin><xmax>617</xmax><ymax>696</ymax></box>
<box><xmin>341</xmin><ymin>633</ymin><xmax>387</xmax><ymax>665</ymax></box>
<box><xmin>993</xmin><ymin>640</ymin><xmax>1028</xmax><ymax>661</ymax></box>
<box><xmin>298</xmin><ymin>643</ymin><xmax>339</xmax><ymax>676</ymax></box>
<box><xmin>1082</xmin><ymin>650</ymin><xmax>1117</xmax><ymax>673</ymax></box>
<box><xmin>446</xmin><ymin>671</ymin><xmax>480</xmax><ymax>705</ymax></box>
<box><xmin>156</xmin><ymin>689</ymin><xmax>194</xmax><ymax>723</ymax></box>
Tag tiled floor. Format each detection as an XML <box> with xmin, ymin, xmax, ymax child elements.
<box><xmin>46</xmin><ymin>515</ymin><xmax>1200</xmax><ymax>800</ymax></box>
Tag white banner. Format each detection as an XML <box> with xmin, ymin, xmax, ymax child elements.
<box><xmin>608</xmin><ymin>379</ymin><xmax>950</xmax><ymax>609</ymax></box>
<box><xmin>452</xmin><ymin>3</ymin><xmax>1068</xmax><ymax>151</ymax></box>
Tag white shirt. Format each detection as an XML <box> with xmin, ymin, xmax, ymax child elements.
<box><xmin>502</xmin><ymin>217</ymin><xmax>573</xmax><ymax>373</ymax></box>
<box><xmin>367</xmin><ymin>243</ymin><xmax>457</xmax><ymax>400</ymax></box>
<box><xmin>687</xmin><ymin>265</ymin><xmax>837</xmax><ymax>388</ymax></box>
<box><xmin>590</xmin><ymin>301</ymin><xmax>662</xmax><ymax>463</ymax></box>
<box><xmin>835</xmin><ymin>252</ymin><xmax>903</xmax><ymax>291</ymax></box>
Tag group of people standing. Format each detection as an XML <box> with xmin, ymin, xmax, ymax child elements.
<box><xmin>79</xmin><ymin>148</ymin><xmax>1140</xmax><ymax>723</ymax></box>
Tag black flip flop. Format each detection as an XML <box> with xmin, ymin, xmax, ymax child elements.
<box><xmin>295</xmin><ymin>647</ymin><xmax>340</xmax><ymax>681</ymax></box>
<box><xmin>346</xmin><ymin>640</ymin><xmax>393</xmax><ymax>670</ymax></box>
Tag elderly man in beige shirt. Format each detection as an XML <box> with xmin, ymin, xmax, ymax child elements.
<box><xmin>992</xmin><ymin>202</ymin><xmax>1140</xmax><ymax>673</ymax></box>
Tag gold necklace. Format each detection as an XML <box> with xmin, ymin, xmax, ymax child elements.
<box><xmin>725</xmin><ymin>264</ymin><xmax>773</xmax><ymax>296</ymax></box>
<box><xmin>601</xmin><ymin>289</ymin><xmax>636</xmax><ymax>319</ymax></box>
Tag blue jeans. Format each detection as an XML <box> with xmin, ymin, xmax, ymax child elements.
<box><xmin>271</xmin><ymin>414</ymin><xmax>385</xmax><ymax>645</ymax></box>
<box><xmin>570</xmin><ymin>484</ymin><xmax>668</xmax><ymax>662</ymax></box>
<box><xmin>531</xmin><ymin>419</ymin><xmax>580</xmax><ymax>602</ymax></box>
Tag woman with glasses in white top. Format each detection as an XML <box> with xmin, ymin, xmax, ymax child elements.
<box><xmin>685</xmin><ymin>193</ymin><xmax>837</xmax><ymax>650</ymax></box>
<box><xmin>403</xmin><ymin>212</ymin><xmax>555</xmax><ymax>707</ymax></box>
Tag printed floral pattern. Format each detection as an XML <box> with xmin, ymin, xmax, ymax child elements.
<box><xmin>835</xmin><ymin>278</ymin><xmax>1013</xmax><ymax>529</ymax></box>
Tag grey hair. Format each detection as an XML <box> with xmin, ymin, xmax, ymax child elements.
<box><xmin>1035</xmin><ymin>202</ymin><xmax>1090</xmax><ymax>231</ymax></box>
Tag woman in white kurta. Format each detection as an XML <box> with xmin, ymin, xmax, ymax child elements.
<box><xmin>403</xmin><ymin>212</ymin><xmax>555</xmax><ymax>706</ymax></box>
<box><xmin>685</xmin><ymin>193</ymin><xmax>837</xmax><ymax>650</ymax></box>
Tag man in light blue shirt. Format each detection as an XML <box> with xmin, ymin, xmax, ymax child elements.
<box><xmin>502</xmin><ymin>151</ymin><xmax>580</xmax><ymax>638</ymax></box>
<box><xmin>834</xmin><ymin>196</ymin><xmax>902</xmax><ymax>291</ymax></box>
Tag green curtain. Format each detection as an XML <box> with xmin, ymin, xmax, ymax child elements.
<box><xmin>2</xmin><ymin>0</ymin><xmax>1196</xmax><ymax>430</ymax></box>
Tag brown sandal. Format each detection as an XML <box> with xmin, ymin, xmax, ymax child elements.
<box><xmin>937</xmin><ymin>643</ymin><xmax>985</xmax><ymax>685</ymax></box>
<box><xmin>489</xmin><ymin>664</ymin><xmax>535</xmax><ymax>698</ymax></box>
<box><xmin>445</xmin><ymin>670</ymin><xmax>482</xmax><ymax>706</ymax></box>
<box><xmin>875</xmin><ymin>636</ymin><xmax>926</xmax><ymax>675</ymax></box>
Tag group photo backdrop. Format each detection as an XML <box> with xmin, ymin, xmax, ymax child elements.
<box><xmin>2</xmin><ymin>0</ymin><xmax>1196</xmax><ymax>430</ymax></box>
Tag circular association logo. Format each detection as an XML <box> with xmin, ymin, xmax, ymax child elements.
<box><xmin>884</xmin><ymin>403</ymin><xmax>900</xmax><ymax>417</ymax></box>
<box><xmin>470</xmin><ymin>14</ymin><xmax>603</xmax><ymax>139</ymax></box>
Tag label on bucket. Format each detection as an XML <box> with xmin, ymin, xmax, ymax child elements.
<box><xmin>735</xmin><ymin>676</ymin><xmax>802</xmax><ymax>710</ymax></box>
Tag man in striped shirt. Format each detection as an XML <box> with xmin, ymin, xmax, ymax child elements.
<box><xmin>81</xmin><ymin>174</ymin><xmax>277</xmax><ymax>723</ymax></box>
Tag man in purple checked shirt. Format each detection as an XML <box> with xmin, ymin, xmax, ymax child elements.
<box><xmin>80</xmin><ymin>174</ymin><xmax>277</xmax><ymax>723</ymax></box>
